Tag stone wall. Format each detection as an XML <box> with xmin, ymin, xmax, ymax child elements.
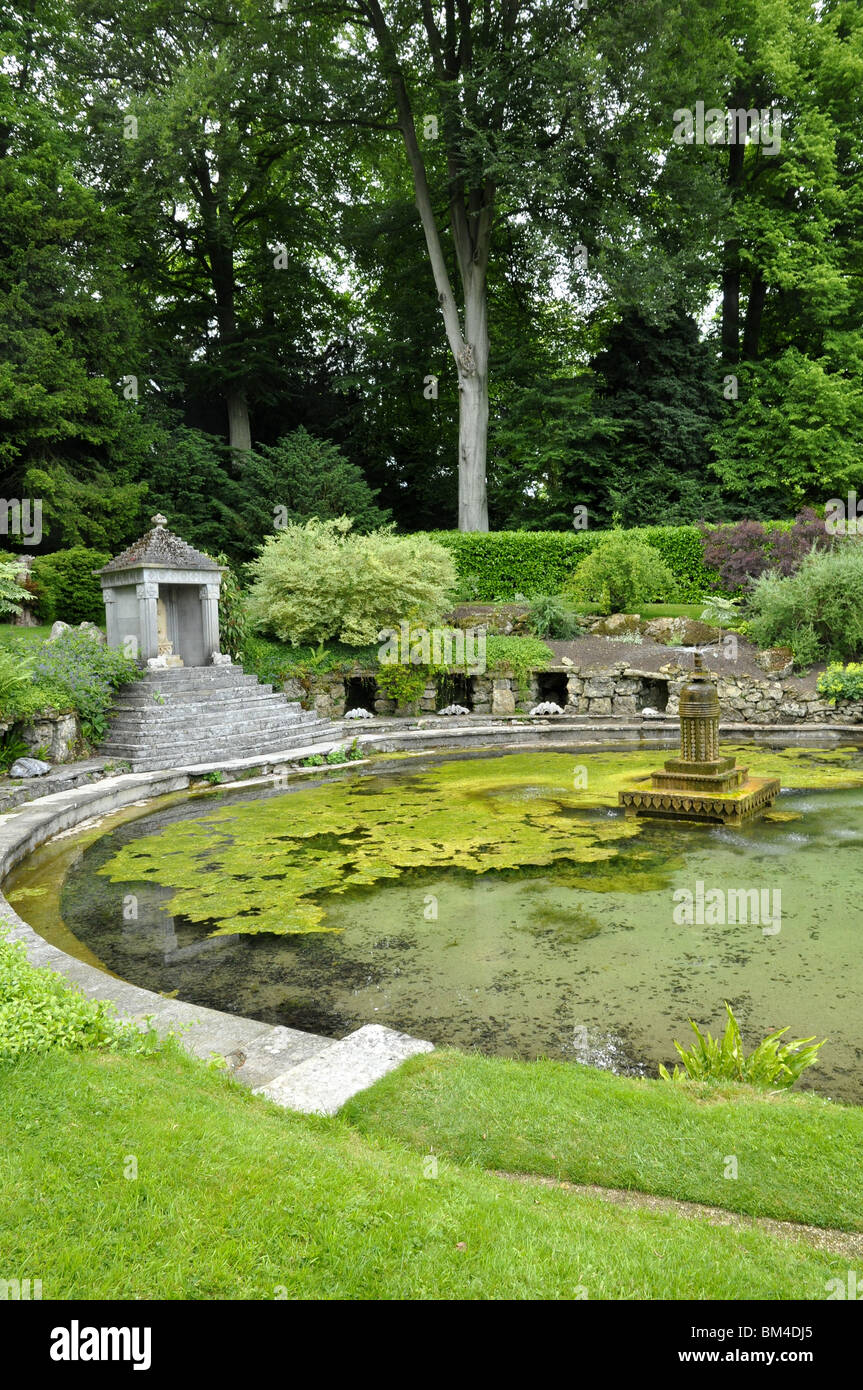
<box><xmin>0</xmin><ymin>711</ymin><xmax>81</xmax><ymax>761</ymax></box>
<box><xmin>563</xmin><ymin>661</ymin><xmax>861</xmax><ymax>724</ymax></box>
<box><xmin>664</xmin><ymin>668</ymin><xmax>862</xmax><ymax>725</ymax></box>
<box><xmin>277</xmin><ymin>663</ymin><xmax>862</xmax><ymax>726</ymax></box>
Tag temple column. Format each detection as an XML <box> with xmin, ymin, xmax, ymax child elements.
<box><xmin>136</xmin><ymin>582</ymin><xmax>159</xmax><ymax>661</ymax></box>
<box><xmin>200</xmin><ymin>583</ymin><xmax>221</xmax><ymax>659</ymax></box>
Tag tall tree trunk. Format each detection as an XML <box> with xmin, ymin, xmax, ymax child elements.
<box><xmin>364</xmin><ymin>0</ymin><xmax>490</xmax><ymax>529</ymax></box>
<box><xmin>458</xmin><ymin>270</ymin><xmax>489</xmax><ymax>529</ymax></box>
<box><xmin>226</xmin><ymin>387</ymin><xmax>251</xmax><ymax>452</ymax></box>
<box><xmin>721</xmin><ymin>123</ymin><xmax>746</xmax><ymax>366</ymax></box>
<box><xmin>741</xmin><ymin>271</ymin><xmax>766</xmax><ymax>361</ymax></box>
<box><xmin>196</xmin><ymin>159</ymin><xmax>252</xmax><ymax>453</ymax></box>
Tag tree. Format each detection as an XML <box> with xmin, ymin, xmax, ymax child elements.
<box><xmin>0</xmin><ymin>1</ymin><xmax>151</xmax><ymax>549</ymax></box>
<box><xmin>71</xmin><ymin>0</ymin><xmax>340</xmax><ymax>454</ymax></box>
<box><xmin>333</xmin><ymin>0</ymin><xmax>674</xmax><ymax>531</ymax></box>
<box><xmin>231</xmin><ymin>427</ymin><xmax>391</xmax><ymax>554</ymax></box>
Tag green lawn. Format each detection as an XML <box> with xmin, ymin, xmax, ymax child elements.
<box><xmin>0</xmin><ymin>623</ymin><xmax>52</xmax><ymax>647</ymax></box>
<box><xmin>571</xmin><ymin>603</ymin><xmax>709</xmax><ymax>620</ymax></box>
<box><xmin>344</xmin><ymin>1051</ymin><xmax>863</xmax><ymax>1233</ymax></box>
<box><xmin>0</xmin><ymin>1044</ymin><xmax>855</xmax><ymax>1300</ymax></box>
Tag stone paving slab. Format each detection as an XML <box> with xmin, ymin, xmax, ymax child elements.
<box><xmin>254</xmin><ymin>1024</ymin><xmax>434</xmax><ymax>1115</ymax></box>
<box><xmin>225</xmin><ymin>1025</ymin><xmax>338</xmax><ymax>1090</ymax></box>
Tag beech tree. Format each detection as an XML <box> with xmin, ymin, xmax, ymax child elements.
<box><xmin>334</xmin><ymin>0</ymin><xmax>668</xmax><ymax>530</ymax></box>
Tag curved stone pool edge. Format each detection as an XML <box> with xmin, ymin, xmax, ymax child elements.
<box><xmin>0</xmin><ymin>759</ymin><xmax>434</xmax><ymax>1116</ymax></box>
<box><xmin>3</xmin><ymin>717</ymin><xmax>862</xmax><ymax>1114</ymax></box>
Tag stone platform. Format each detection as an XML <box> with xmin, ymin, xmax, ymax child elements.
<box><xmin>619</xmin><ymin>773</ymin><xmax>781</xmax><ymax>825</ymax></box>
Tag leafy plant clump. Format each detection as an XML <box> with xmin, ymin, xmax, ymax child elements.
<box><xmin>245</xmin><ymin>516</ymin><xmax>457</xmax><ymax>647</ymax></box>
<box><xmin>526</xmin><ymin>593</ymin><xmax>582</xmax><ymax>640</ymax></box>
<box><xmin>565</xmin><ymin>532</ymin><xmax>678</xmax><ymax>615</ymax></box>
<box><xmin>746</xmin><ymin>544</ymin><xmax>863</xmax><ymax>668</ymax></box>
<box><xmin>215</xmin><ymin>553</ymin><xmax>248</xmax><ymax>660</ymax></box>
<box><xmin>817</xmin><ymin>662</ymin><xmax>863</xmax><ymax>703</ymax></box>
<box><xmin>1</xmin><ymin>629</ymin><xmax>141</xmax><ymax>741</ymax></box>
<box><xmin>485</xmin><ymin>635</ymin><xmax>553</xmax><ymax>694</ymax></box>
<box><xmin>659</xmin><ymin>1002</ymin><xmax>825</xmax><ymax>1089</ymax></box>
<box><xmin>0</xmin><ymin>730</ymin><xmax>31</xmax><ymax>771</ymax></box>
<box><xmin>0</xmin><ymin>646</ymin><xmax>34</xmax><ymax>710</ymax></box>
<box><xmin>375</xmin><ymin>661</ymin><xmax>430</xmax><ymax>706</ymax></box>
<box><xmin>0</xmin><ymin>930</ymin><xmax>155</xmax><ymax>1060</ymax></box>
<box><xmin>300</xmin><ymin>740</ymin><xmax>362</xmax><ymax>768</ymax></box>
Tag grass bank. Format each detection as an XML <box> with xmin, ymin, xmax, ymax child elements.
<box><xmin>0</xmin><ymin>1045</ymin><xmax>850</xmax><ymax>1300</ymax></box>
<box><xmin>344</xmin><ymin>1051</ymin><xmax>863</xmax><ymax>1233</ymax></box>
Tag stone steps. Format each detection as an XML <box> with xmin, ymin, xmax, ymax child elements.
<box><xmin>102</xmin><ymin>710</ymin><xmax>327</xmax><ymax>747</ymax></box>
<box><xmin>115</xmin><ymin>682</ymin><xmax>275</xmax><ymax>709</ymax></box>
<box><xmin>99</xmin><ymin>664</ymin><xmax>340</xmax><ymax>771</ymax></box>
<box><xmin>106</xmin><ymin>697</ymin><xmax>313</xmax><ymax>729</ymax></box>
<box><xmin>101</xmin><ymin>727</ymin><xmax>344</xmax><ymax>770</ymax></box>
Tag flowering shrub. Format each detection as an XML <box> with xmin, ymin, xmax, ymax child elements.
<box><xmin>1</xmin><ymin>629</ymin><xmax>141</xmax><ymax>741</ymax></box>
<box><xmin>816</xmin><ymin>663</ymin><xmax>863</xmax><ymax>703</ymax></box>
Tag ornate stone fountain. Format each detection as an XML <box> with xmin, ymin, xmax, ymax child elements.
<box><xmin>618</xmin><ymin>654</ymin><xmax>780</xmax><ymax>825</ymax></box>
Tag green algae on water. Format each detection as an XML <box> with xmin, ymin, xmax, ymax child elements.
<box><xmin>98</xmin><ymin>754</ymin><xmax>649</xmax><ymax>936</ymax></box>
<box><xmin>95</xmin><ymin>747</ymin><xmax>863</xmax><ymax>939</ymax></box>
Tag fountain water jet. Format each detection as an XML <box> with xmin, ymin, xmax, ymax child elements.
<box><xmin>618</xmin><ymin>654</ymin><xmax>780</xmax><ymax>825</ymax></box>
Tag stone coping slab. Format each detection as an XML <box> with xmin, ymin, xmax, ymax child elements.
<box><xmin>254</xmin><ymin>1024</ymin><xmax>435</xmax><ymax>1116</ymax></box>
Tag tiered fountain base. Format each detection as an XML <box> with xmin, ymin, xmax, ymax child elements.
<box><xmin>618</xmin><ymin>654</ymin><xmax>781</xmax><ymax>824</ymax></box>
<box><xmin>619</xmin><ymin>760</ymin><xmax>781</xmax><ymax>825</ymax></box>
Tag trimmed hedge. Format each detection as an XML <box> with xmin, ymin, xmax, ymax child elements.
<box><xmin>31</xmin><ymin>547</ymin><xmax>111</xmax><ymax>626</ymax></box>
<box><xmin>426</xmin><ymin>527</ymin><xmax>721</xmax><ymax>602</ymax></box>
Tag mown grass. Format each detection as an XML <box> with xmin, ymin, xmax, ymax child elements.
<box><xmin>344</xmin><ymin>1051</ymin><xmax>863</xmax><ymax>1233</ymax></box>
<box><xmin>570</xmin><ymin>603</ymin><xmax>709</xmax><ymax>620</ymax></box>
<box><xmin>0</xmin><ymin>623</ymin><xmax>53</xmax><ymax>648</ymax></box>
<box><xmin>0</xmin><ymin>1046</ymin><xmax>847</xmax><ymax>1300</ymax></box>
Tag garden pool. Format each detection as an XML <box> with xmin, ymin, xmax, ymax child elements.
<box><xmin>6</xmin><ymin>747</ymin><xmax>863</xmax><ymax>1101</ymax></box>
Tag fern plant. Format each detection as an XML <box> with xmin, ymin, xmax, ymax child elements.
<box><xmin>0</xmin><ymin>731</ymin><xmax>31</xmax><ymax>772</ymax></box>
<box><xmin>659</xmin><ymin>1002</ymin><xmax>825</xmax><ymax>1089</ymax></box>
<box><xmin>0</xmin><ymin>647</ymin><xmax>33</xmax><ymax>708</ymax></box>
